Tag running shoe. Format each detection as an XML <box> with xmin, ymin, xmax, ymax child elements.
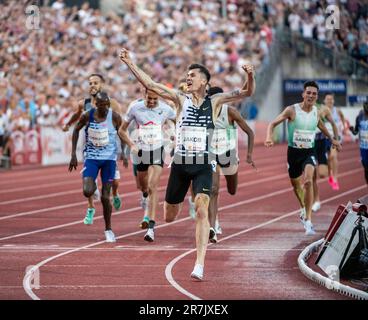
<box><xmin>104</xmin><ymin>230</ymin><xmax>116</xmax><ymax>242</ymax></box>
<box><xmin>84</xmin><ymin>208</ymin><xmax>95</xmax><ymax>225</ymax></box>
<box><xmin>188</xmin><ymin>197</ymin><xmax>196</xmax><ymax>220</ymax></box>
<box><xmin>113</xmin><ymin>195</ymin><xmax>122</xmax><ymax>210</ymax></box>
<box><xmin>144</xmin><ymin>228</ymin><xmax>154</xmax><ymax>242</ymax></box>
<box><xmin>215</xmin><ymin>219</ymin><xmax>222</xmax><ymax>235</ymax></box>
<box><xmin>312</xmin><ymin>201</ymin><xmax>321</xmax><ymax>212</ymax></box>
<box><xmin>332</xmin><ymin>181</ymin><xmax>340</xmax><ymax>191</ymax></box>
<box><xmin>299</xmin><ymin>207</ymin><xmax>306</xmax><ymax>229</ymax></box>
<box><xmin>209</xmin><ymin>227</ymin><xmax>217</xmax><ymax>244</ymax></box>
<box><xmin>140</xmin><ymin>215</ymin><xmax>150</xmax><ymax>229</ymax></box>
<box><xmin>190</xmin><ymin>264</ymin><xmax>204</xmax><ymax>281</ymax></box>
<box><xmin>305</xmin><ymin>220</ymin><xmax>316</xmax><ymax>236</ymax></box>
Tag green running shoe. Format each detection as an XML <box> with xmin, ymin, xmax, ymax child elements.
<box><xmin>84</xmin><ymin>208</ymin><xmax>95</xmax><ymax>225</ymax></box>
<box><xmin>113</xmin><ymin>195</ymin><xmax>121</xmax><ymax>210</ymax></box>
<box><xmin>140</xmin><ymin>216</ymin><xmax>150</xmax><ymax>229</ymax></box>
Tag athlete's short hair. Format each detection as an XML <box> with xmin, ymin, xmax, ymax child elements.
<box><xmin>89</xmin><ymin>73</ymin><xmax>105</xmax><ymax>83</ymax></box>
<box><xmin>95</xmin><ymin>91</ymin><xmax>110</xmax><ymax>104</ymax></box>
<box><xmin>324</xmin><ymin>92</ymin><xmax>334</xmax><ymax>98</ymax></box>
<box><xmin>303</xmin><ymin>80</ymin><xmax>319</xmax><ymax>91</ymax></box>
<box><xmin>188</xmin><ymin>64</ymin><xmax>211</xmax><ymax>83</ymax></box>
<box><xmin>208</xmin><ymin>86</ymin><xmax>224</xmax><ymax>96</ymax></box>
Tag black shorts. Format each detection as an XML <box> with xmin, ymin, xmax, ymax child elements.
<box><xmin>287</xmin><ymin>146</ymin><xmax>317</xmax><ymax>179</ymax></box>
<box><xmin>135</xmin><ymin>147</ymin><xmax>164</xmax><ymax>172</ymax></box>
<box><xmin>314</xmin><ymin>139</ymin><xmax>328</xmax><ymax>165</ymax></box>
<box><xmin>210</xmin><ymin>149</ymin><xmax>239</xmax><ymax>168</ymax></box>
<box><xmin>165</xmin><ymin>162</ymin><xmax>212</xmax><ymax>204</ymax></box>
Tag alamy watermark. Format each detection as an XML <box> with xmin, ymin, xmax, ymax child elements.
<box><xmin>325</xmin><ymin>5</ymin><xmax>340</xmax><ymax>30</ymax></box>
<box><xmin>25</xmin><ymin>5</ymin><xmax>41</xmax><ymax>30</ymax></box>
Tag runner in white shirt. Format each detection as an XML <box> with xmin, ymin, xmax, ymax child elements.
<box><xmin>119</xmin><ymin>89</ymin><xmax>176</xmax><ymax>242</ymax></box>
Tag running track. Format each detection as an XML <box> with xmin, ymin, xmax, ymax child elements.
<box><xmin>0</xmin><ymin>142</ymin><xmax>366</xmax><ymax>300</ymax></box>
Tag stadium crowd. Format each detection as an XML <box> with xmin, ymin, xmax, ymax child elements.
<box><xmin>0</xmin><ymin>0</ymin><xmax>366</xmax><ymax>141</ymax></box>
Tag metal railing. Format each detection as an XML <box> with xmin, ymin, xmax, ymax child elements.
<box><xmin>280</xmin><ymin>29</ymin><xmax>368</xmax><ymax>83</ymax></box>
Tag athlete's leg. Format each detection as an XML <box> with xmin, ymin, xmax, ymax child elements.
<box><xmin>303</xmin><ymin>164</ymin><xmax>315</xmax><ymax>222</ymax></box>
<box><xmin>224</xmin><ymin>169</ymin><xmax>238</xmax><ymax>195</ymax></box>
<box><xmin>194</xmin><ymin>193</ymin><xmax>210</xmax><ymax>266</ymax></box>
<box><xmin>101</xmin><ymin>182</ymin><xmax>113</xmax><ymax>230</ymax></box>
<box><xmin>290</xmin><ymin>176</ymin><xmax>305</xmax><ymax>208</ymax></box>
<box><xmin>146</xmin><ymin>165</ymin><xmax>163</xmax><ymax>222</ymax></box>
<box><xmin>208</xmin><ymin>168</ymin><xmax>220</xmax><ymax>229</ymax></box>
<box><xmin>328</xmin><ymin>147</ymin><xmax>339</xmax><ymax>189</ymax></box>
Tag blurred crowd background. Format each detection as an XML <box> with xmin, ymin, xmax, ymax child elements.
<box><xmin>0</xmin><ymin>0</ymin><xmax>366</xmax><ymax>139</ymax></box>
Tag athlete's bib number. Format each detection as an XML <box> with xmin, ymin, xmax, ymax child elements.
<box><xmin>293</xmin><ymin>129</ymin><xmax>315</xmax><ymax>149</ymax></box>
<box><xmin>181</xmin><ymin>126</ymin><xmax>207</xmax><ymax>151</ymax></box>
<box><xmin>360</xmin><ymin>130</ymin><xmax>368</xmax><ymax>144</ymax></box>
<box><xmin>211</xmin><ymin>128</ymin><xmax>236</xmax><ymax>154</ymax></box>
<box><xmin>138</xmin><ymin>125</ymin><xmax>162</xmax><ymax>146</ymax></box>
<box><xmin>325</xmin><ymin>122</ymin><xmax>334</xmax><ymax>137</ymax></box>
<box><xmin>88</xmin><ymin>127</ymin><xmax>109</xmax><ymax>147</ymax></box>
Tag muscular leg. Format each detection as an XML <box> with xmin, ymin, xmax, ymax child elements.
<box><xmin>83</xmin><ymin>177</ymin><xmax>96</xmax><ymax>198</ymax></box>
<box><xmin>303</xmin><ymin>164</ymin><xmax>315</xmax><ymax>222</ymax></box>
<box><xmin>147</xmin><ymin>165</ymin><xmax>163</xmax><ymax>222</ymax></box>
<box><xmin>290</xmin><ymin>176</ymin><xmax>305</xmax><ymax>208</ymax></box>
<box><xmin>164</xmin><ymin>201</ymin><xmax>183</xmax><ymax>222</ymax></box>
<box><xmin>87</xmin><ymin>196</ymin><xmax>94</xmax><ymax>209</ymax></box>
<box><xmin>209</xmin><ymin>168</ymin><xmax>220</xmax><ymax>229</ymax></box>
<box><xmin>194</xmin><ymin>193</ymin><xmax>210</xmax><ymax>266</ymax></box>
<box><xmin>137</xmin><ymin>171</ymin><xmax>148</xmax><ymax>194</ymax></box>
<box><xmin>101</xmin><ymin>182</ymin><xmax>113</xmax><ymax>230</ymax></box>
<box><xmin>328</xmin><ymin>148</ymin><xmax>339</xmax><ymax>181</ymax></box>
<box><xmin>224</xmin><ymin>170</ymin><xmax>238</xmax><ymax>195</ymax></box>
<box><xmin>112</xmin><ymin>179</ymin><xmax>119</xmax><ymax>197</ymax></box>
<box><xmin>312</xmin><ymin>169</ymin><xmax>319</xmax><ymax>204</ymax></box>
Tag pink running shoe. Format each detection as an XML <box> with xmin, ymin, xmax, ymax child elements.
<box><xmin>332</xmin><ymin>181</ymin><xmax>340</xmax><ymax>190</ymax></box>
<box><xmin>328</xmin><ymin>176</ymin><xmax>334</xmax><ymax>187</ymax></box>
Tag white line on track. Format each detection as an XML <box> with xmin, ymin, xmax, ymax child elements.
<box><xmin>164</xmin><ymin>185</ymin><xmax>366</xmax><ymax>300</ymax></box>
<box><xmin>3</xmin><ymin>167</ymin><xmax>361</xmax><ymax>240</ymax></box>
<box><xmin>22</xmin><ymin>169</ymin><xmax>364</xmax><ymax>300</ymax></box>
<box><xmin>0</xmin><ymin>157</ymin><xmax>284</xmax><ymax>204</ymax></box>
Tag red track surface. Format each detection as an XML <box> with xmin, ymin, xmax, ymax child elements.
<box><xmin>0</xmin><ymin>142</ymin><xmax>366</xmax><ymax>300</ymax></box>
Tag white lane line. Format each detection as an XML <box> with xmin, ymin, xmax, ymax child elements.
<box><xmin>0</xmin><ymin>246</ymin><xmax>304</xmax><ymax>252</ymax></box>
<box><xmin>1</xmin><ymin>159</ymin><xmax>359</xmax><ymax>222</ymax></box>
<box><xmin>23</xmin><ymin>169</ymin><xmax>363</xmax><ymax>300</ymax></box>
<box><xmin>164</xmin><ymin>184</ymin><xmax>366</xmax><ymax>300</ymax></box>
<box><xmin>0</xmin><ymin>157</ymin><xmax>285</xmax><ymax>205</ymax></box>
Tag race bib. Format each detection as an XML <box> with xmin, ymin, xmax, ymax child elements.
<box><xmin>88</xmin><ymin>127</ymin><xmax>109</xmax><ymax>147</ymax></box>
<box><xmin>360</xmin><ymin>130</ymin><xmax>368</xmax><ymax>144</ymax></box>
<box><xmin>293</xmin><ymin>129</ymin><xmax>315</xmax><ymax>149</ymax></box>
<box><xmin>211</xmin><ymin>128</ymin><xmax>236</xmax><ymax>154</ymax></box>
<box><xmin>181</xmin><ymin>126</ymin><xmax>207</xmax><ymax>151</ymax></box>
<box><xmin>138</xmin><ymin>125</ymin><xmax>162</xmax><ymax>146</ymax></box>
<box><xmin>325</xmin><ymin>122</ymin><xmax>334</xmax><ymax>136</ymax></box>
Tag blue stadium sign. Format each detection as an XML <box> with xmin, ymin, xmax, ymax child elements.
<box><xmin>283</xmin><ymin>79</ymin><xmax>347</xmax><ymax>93</ymax></box>
<box><xmin>283</xmin><ymin>79</ymin><xmax>347</xmax><ymax>106</ymax></box>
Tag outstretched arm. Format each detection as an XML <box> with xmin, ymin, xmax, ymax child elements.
<box><xmin>69</xmin><ymin>112</ymin><xmax>88</xmax><ymax>171</ymax></box>
<box><xmin>349</xmin><ymin>114</ymin><xmax>360</xmax><ymax>135</ymax></box>
<box><xmin>317</xmin><ymin>119</ymin><xmax>342</xmax><ymax>152</ymax></box>
<box><xmin>228</xmin><ymin>107</ymin><xmax>255</xmax><ymax>168</ymax></box>
<box><xmin>63</xmin><ymin>99</ymin><xmax>84</xmax><ymax>132</ymax></box>
<box><xmin>119</xmin><ymin>48</ymin><xmax>183</xmax><ymax>111</ymax></box>
<box><xmin>211</xmin><ymin>64</ymin><xmax>255</xmax><ymax>115</ymax></box>
<box><xmin>265</xmin><ymin>106</ymin><xmax>293</xmax><ymax>147</ymax></box>
<box><xmin>324</xmin><ymin>108</ymin><xmax>339</xmax><ymax>140</ymax></box>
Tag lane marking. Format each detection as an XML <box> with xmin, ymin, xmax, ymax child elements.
<box><xmin>164</xmin><ymin>185</ymin><xmax>366</xmax><ymax>300</ymax></box>
<box><xmin>22</xmin><ymin>170</ymin><xmax>364</xmax><ymax>300</ymax></box>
